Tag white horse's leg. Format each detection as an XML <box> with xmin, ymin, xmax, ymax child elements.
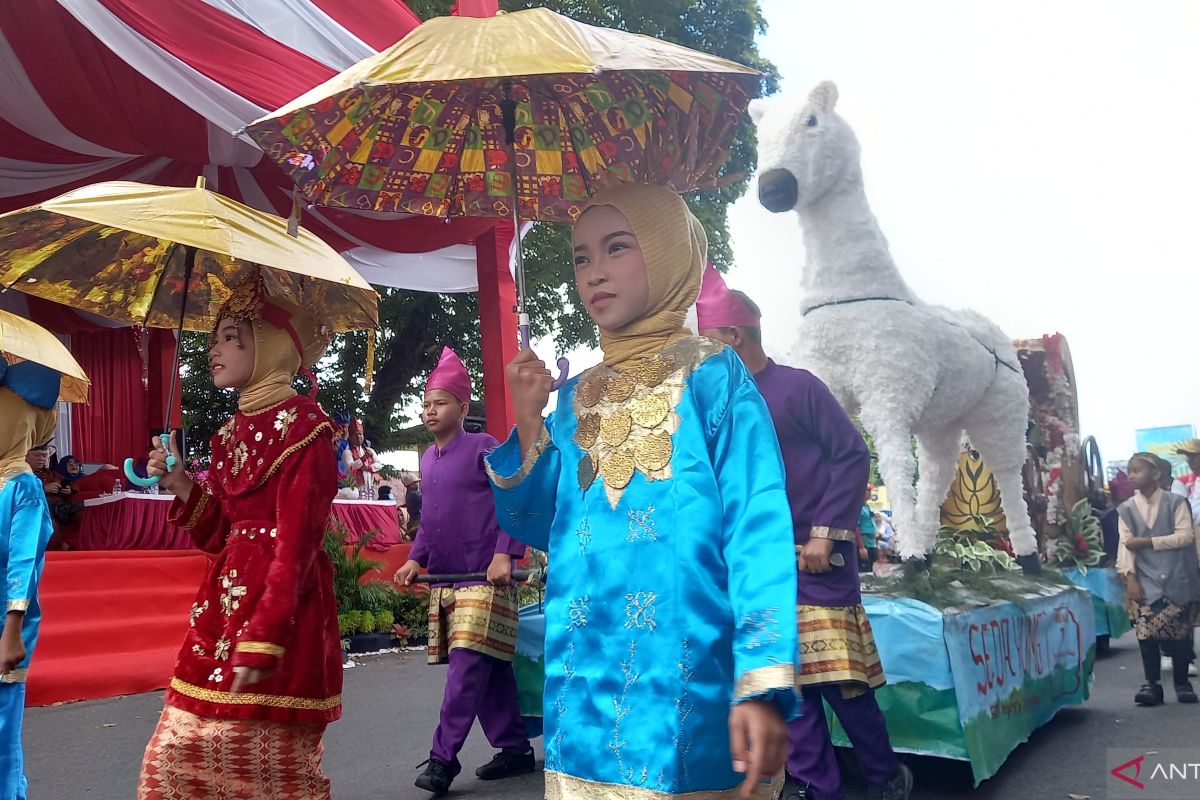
<box><xmin>913</xmin><ymin>425</ymin><xmax>966</xmax><ymax>556</ymax></box>
<box><xmin>963</xmin><ymin>375</ymin><xmax>1038</xmax><ymax>563</ymax></box>
<box><xmin>861</xmin><ymin>409</ymin><xmax>920</xmax><ymax>561</ymax></box>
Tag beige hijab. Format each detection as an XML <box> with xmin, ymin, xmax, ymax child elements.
<box><xmin>237</xmin><ymin>316</ymin><xmax>303</xmax><ymax>413</ymax></box>
<box><xmin>0</xmin><ymin>388</ymin><xmax>56</xmax><ymax>486</ymax></box>
<box><xmin>579</xmin><ymin>184</ymin><xmax>706</xmax><ymax>370</ymax></box>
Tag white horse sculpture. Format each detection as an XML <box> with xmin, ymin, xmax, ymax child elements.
<box><xmin>750</xmin><ymin>82</ymin><xmax>1038</xmax><ymax>567</ymax></box>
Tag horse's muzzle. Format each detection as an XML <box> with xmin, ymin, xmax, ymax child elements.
<box><xmin>757</xmin><ymin>168</ymin><xmax>798</xmax><ymax>213</ymax></box>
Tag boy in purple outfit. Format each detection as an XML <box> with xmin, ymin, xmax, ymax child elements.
<box><xmin>698</xmin><ymin>267</ymin><xmax>911</xmax><ymax>800</ymax></box>
<box><xmin>396</xmin><ymin>347</ymin><xmax>534</xmax><ymax>796</ymax></box>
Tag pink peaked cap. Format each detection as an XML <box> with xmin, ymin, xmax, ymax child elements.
<box><xmin>426</xmin><ymin>346</ymin><xmax>473</xmax><ymax>403</ymax></box>
<box><xmin>695</xmin><ymin>263</ymin><xmax>761</xmax><ymax>329</ymax></box>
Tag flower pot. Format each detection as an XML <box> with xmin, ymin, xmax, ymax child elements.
<box><xmin>346</xmin><ymin>632</ymin><xmax>399</xmax><ymax>653</ymax></box>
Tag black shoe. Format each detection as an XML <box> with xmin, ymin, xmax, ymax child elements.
<box><xmin>778</xmin><ymin>771</ymin><xmax>816</xmax><ymax>800</ymax></box>
<box><xmin>1175</xmin><ymin>681</ymin><xmax>1199</xmax><ymax>704</ymax></box>
<box><xmin>474</xmin><ymin>749</ymin><xmax>536</xmax><ymax>780</ymax></box>
<box><xmin>414</xmin><ymin>758</ymin><xmax>454</xmax><ymax>796</ymax></box>
<box><xmin>1135</xmin><ymin>682</ymin><xmax>1164</xmax><ymax>706</ymax></box>
<box><xmin>868</xmin><ymin>763</ymin><xmax>914</xmax><ymax>800</ymax></box>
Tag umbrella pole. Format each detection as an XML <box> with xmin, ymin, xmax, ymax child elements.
<box><xmin>509</xmin><ymin>196</ymin><xmax>531</xmax><ymax>349</ymax></box>
<box><xmin>161</xmin><ymin>245</ymin><xmax>195</xmax><ymax>433</ymax></box>
<box><xmin>507</xmin><ymin>177</ymin><xmax>568</xmax><ymax>389</ymax></box>
<box><xmin>501</xmin><ymin>90</ymin><xmax>568</xmax><ymax>387</ymax></box>
<box><xmin>124</xmin><ymin>245</ymin><xmax>195</xmax><ymax>487</ymax></box>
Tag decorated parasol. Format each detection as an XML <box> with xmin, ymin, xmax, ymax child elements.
<box><xmin>245</xmin><ymin>7</ymin><xmax>760</xmax><ymax>385</ymax></box>
<box><xmin>0</xmin><ymin>309</ymin><xmax>89</xmax><ymax>405</ymax></box>
<box><xmin>0</xmin><ymin>178</ymin><xmax>379</xmax><ymax>485</ymax></box>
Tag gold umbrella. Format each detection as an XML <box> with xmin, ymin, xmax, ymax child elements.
<box><xmin>0</xmin><ymin>309</ymin><xmax>89</xmax><ymax>403</ymax></box>
<box><xmin>0</xmin><ymin>178</ymin><xmax>377</xmax><ymax>333</ymax></box>
<box><xmin>0</xmin><ymin>178</ymin><xmax>379</xmax><ymax>485</ymax></box>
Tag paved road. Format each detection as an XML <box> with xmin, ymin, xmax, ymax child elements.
<box><xmin>25</xmin><ymin>634</ymin><xmax>1199</xmax><ymax>799</ymax></box>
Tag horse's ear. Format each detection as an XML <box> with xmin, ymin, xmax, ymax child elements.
<box><xmin>747</xmin><ymin>98</ymin><xmax>768</xmax><ymax>125</ymax></box>
<box><xmin>808</xmin><ymin>81</ymin><xmax>839</xmax><ymax>113</ymax></box>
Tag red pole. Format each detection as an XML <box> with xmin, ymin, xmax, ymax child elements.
<box><xmin>475</xmin><ymin>223</ymin><xmax>517</xmax><ymax>440</ymax></box>
<box><xmin>451</xmin><ymin>0</ymin><xmax>499</xmax><ymax>16</ymax></box>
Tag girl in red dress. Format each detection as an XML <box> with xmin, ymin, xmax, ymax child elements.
<box><xmin>136</xmin><ymin>274</ymin><xmax>341</xmax><ymax>800</ymax></box>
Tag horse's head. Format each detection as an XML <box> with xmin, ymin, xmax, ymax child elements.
<box><xmin>751</xmin><ymin>81</ymin><xmax>861</xmax><ymax>213</ymax></box>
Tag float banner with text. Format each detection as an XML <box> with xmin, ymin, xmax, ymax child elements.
<box><xmin>943</xmin><ymin>586</ymin><xmax>1096</xmax><ymax>783</ymax></box>
<box><xmin>1061</xmin><ymin>565</ymin><xmax>1131</xmax><ymax>640</ymax></box>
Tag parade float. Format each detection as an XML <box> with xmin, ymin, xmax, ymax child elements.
<box><xmin>752</xmin><ymin>82</ymin><xmax>1098</xmax><ymax>783</ymax></box>
<box><xmin>942</xmin><ymin>334</ymin><xmax>1129</xmax><ymax>650</ymax></box>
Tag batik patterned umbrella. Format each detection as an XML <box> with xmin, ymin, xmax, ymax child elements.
<box><xmin>246</xmin><ymin>7</ymin><xmax>758</xmax><ymax>382</ymax></box>
<box><xmin>244</xmin><ymin>8</ymin><xmax>760</xmax><ymax>224</ymax></box>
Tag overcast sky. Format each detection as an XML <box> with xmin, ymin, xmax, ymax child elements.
<box><xmin>389</xmin><ymin>1</ymin><xmax>1198</xmax><ymax>472</ymax></box>
<box><xmin>726</xmin><ymin>0</ymin><xmax>1199</xmax><ymax>463</ymax></box>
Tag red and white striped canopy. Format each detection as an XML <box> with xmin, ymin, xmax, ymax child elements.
<box><xmin>0</xmin><ymin>0</ymin><xmax>509</xmax><ymax>293</ymax></box>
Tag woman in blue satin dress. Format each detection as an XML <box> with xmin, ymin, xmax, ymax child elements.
<box><xmin>0</xmin><ymin>361</ymin><xmax>62</xmax><ymax>800</ymax></box>
<box><xmin>487</xmin><ymin>183</ymin><xmax>800</xmax><ymax>800</ymax></box>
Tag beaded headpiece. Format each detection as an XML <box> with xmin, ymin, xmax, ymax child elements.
<box><xmin>216</xmin><ymin>271</ymin><xmax>334</xmax><ymax>394</ymax></box>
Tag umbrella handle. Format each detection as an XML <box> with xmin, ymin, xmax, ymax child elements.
<box><xmin>518</xmin><ymin>319</ymin><xmax>569</xmax><ymax>391</ymax></box>
<box><xmin>123</xmin><ymin>433</ymin><xmax>176</xmax><ymax>487</ymax></box>
<box><xmin>550</xmin><ymin>357</ymin><xmax>569</xmax><ymax>391</ymax></box>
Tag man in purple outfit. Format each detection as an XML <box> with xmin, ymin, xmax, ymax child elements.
<box><xmin>698</xmin><ymin>266</ymin><xmax>911</xmax><ymax>800</ymax></box>
<box><xmin>396</xmin><ymin>347</ymin><xmax>534</xmax><ymax>796</ymax></box>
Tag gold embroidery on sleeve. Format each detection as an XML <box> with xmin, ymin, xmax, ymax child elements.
<box><xmin>180</xmin><ymin>491</ymin><xmax>212</xmax><ymax>530</ymax></box>
<box><xmin>809</xmin><ymin>526</ymin><xmax>855</xmax><ymax>542</ymax></box>
<box><xmin>235</xmin><ymin>641</ymin><xmax>284</xmax><ymax>658</ymax></box>
<box><xmin>733</xmin><ymin>663</ymin><xmax>796</xmax><ymax>702</ymax></box>
<box><xmin>485</xmin><ymin>424</ymin><xmax>551</xmax><ymax>490</ymax></box>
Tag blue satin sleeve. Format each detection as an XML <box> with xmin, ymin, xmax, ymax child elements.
<box><xmin>4</xmin><ymin>477</ymin><xmax>50</xmax><ymax>614</ymax></box>
<box><xmin>484</xmin><ymin>415</ymin><xmax>561</xmax><ymax>553</ymax></box>
<box><xmin>2</xmin><ymin>475</ymin><xmax>53</xmax><ymax>670</ymax></box>
<box><xmin>710</xmin><ymin>374</ymin><xmax>800</xmax><ymax>718</ymax></box>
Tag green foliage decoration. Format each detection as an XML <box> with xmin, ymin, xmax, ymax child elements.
<box><xmin>933</xmin><ymin>515</ymin><xmax>1020</xmax><ymax>574</ymax></box>
<box><xmin>1052</xmin><ymin>499</ymin><xmax>1103</xmax><ymax>573</ymax></box>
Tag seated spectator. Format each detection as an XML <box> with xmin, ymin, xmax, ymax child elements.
<box><xmin>56</xmin><ymin>454</ymin><xmax>85</xmax><ymax>485</ymax></box>
<box><xmin>875</xmin><ymin>511</ymin><xmax>896</xmax><ymax>562</ymax></box>
<box><xmin>26</xmin><ymin>443</ymin><xmax>82</xmax><ymax>526</ymax></box>
<box><xmin>400</xmin><ymin>471</ymin><xmax>421</xmax><ymax>536</ymax></box>
<box><xmin>376</xmin><ymin>485</ymin><xmax>411</xmax><ymax>536</ymax></box>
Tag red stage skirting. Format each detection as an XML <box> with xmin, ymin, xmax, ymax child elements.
<box><xmin>26</xmin><ymin>544</ymin><xmax>416</xmax><ymax>708</ymax></box>
<box><xmin>334</xmin><ymin>501</ymin><xmax>405</xmax><ymax>550</ymax></box>
<box><xmin>27</xmin><ymin>550</ymin><xmax>210</xmax><ymax>708</ymax></box>
<box><xmin>77</xmin><ymin>493</ymin><xmax>404</xmax><ymax>550</ymax></box>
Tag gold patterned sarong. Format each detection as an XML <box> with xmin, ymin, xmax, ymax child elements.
<box><xmin>796</xmin><ymin>604</ymin><xmax>885</xmax><ymax>692</ymax></box>
<box><xmin>427</xmin><ymin>584</ymin><xmax>520</xmax><ymax>665</ymax></box>
<box><xmin>136</xmin><ymin>704</ymin><xmax>330</xmax><ymax>800</ymax></box>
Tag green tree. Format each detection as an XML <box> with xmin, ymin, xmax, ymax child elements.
<box><xmin>180</xmin><ymin>331</ymin><xmax>236</xmax><ymax>460</ymax></box>
<box><xmin>183</xmin><ymin>1</ymin><xmax>777</xmax><ymax>454</ymax></box>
